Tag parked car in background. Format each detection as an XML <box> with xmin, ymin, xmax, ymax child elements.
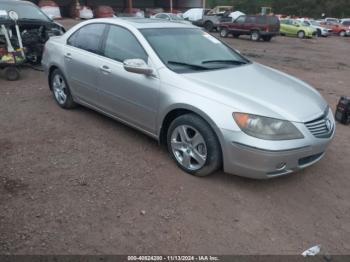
<box><xmin>324</xmin><ymin>17</ymin><xmax>339</xmax><ymax>23</ymax></box>
<box><xmin>298</xmin><ymin>19</ymin><xmax>332</xmax><ymax>37</ymax></box>
<box><xmin>152</xmin><ymin>13</ymin><xmax>191</xmax><ymax>24</ymax></box>
<box><xmin>280</xmin><ymin>19</ymin><xmax>316</xmax><ymax>38</ymax></box>
<box><xmin>341</xmin><ymin>20</ymin><xmax>350</xmax><ymax>27</ymax></box>
<box><xmin>321</xmin><ymin>21</ymin><xmax>349</xmax><ymax>37</ymax></box>
<box><xmin>182</xmin><ymin>8</ymin><xmax>206</xmax><ymax>22</ymax></box>
<box><xmin>0</xmin><ymin>0</ymin><xmax>65</xmax><ymax>64</ymax></box>
<box><xmin>42</xmin><ymin>18</ymin><xmax>335</xmax><ymax>179</ymax></box>
<box><xmin>218</xmin><ymin>15</ymin><xmax>280</xmax><ymax>41</ymax></box>
<box><xmin>193</xmin><ymin>6</ymin><xmax>233</xmax><ymax>31</ymax></box>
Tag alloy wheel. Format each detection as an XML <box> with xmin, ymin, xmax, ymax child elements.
<box><xmin>251</xmin><ymin>31</ymin><xmax>260</xmax><ymax>41</ymax></box>
<box><xmin>170</xmin><ymin>125</ymin><xmax>207</xmax><ymax>171</ymax></box>
<box><xmin>298</xmin><ymin>31</ymin><xmax>305</xmax><ymax>39</ymax></box>
<box><xmin>52</xmin><ymin>74</ymin><xmax>67</xmax><ymax>105</ymax></box>
<box><xmin>220</xmin><ymin>29</ymin><xmax>228</xmax><ymax>37</ymax></box>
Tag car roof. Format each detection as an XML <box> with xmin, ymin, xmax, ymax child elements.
<box><xmin>0</xmin><ymin>0</ymin><xmax>34</xmax><ymax>5</ymax></box>
<box><xmin>91</xmin><ymin>17</ymin><xmax>195</xmax><ymax>29</ymax></box>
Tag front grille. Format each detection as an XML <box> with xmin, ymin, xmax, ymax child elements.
<box><xmin>305</xmin><ymin>110</ymin><xmax>333</xmax><ymax>138</ymax></box>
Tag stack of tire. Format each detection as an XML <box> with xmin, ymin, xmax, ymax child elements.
<box><xmin>38</xmin><ymin>0</ymin><xmax>62</xmax><ymax>19</ymax></box>
<box><xmin>70</xmin><ymin>4</ymin><xmax>94</xmax><ymax>19</ymax></box>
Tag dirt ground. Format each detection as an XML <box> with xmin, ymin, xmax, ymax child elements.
<box><xmin>0</xmin><ymin>19</ymin><xmax>350</xmax><ymax>255</ymax></box>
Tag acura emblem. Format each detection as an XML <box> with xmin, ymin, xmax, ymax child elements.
<box><xmin>325</xmin><ymin>119</ymin><xmax>332</xmax><ymax>131</ymax></box>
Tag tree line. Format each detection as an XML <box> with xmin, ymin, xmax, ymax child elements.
<box><xmin>206</xmin><ymin>0</ymin><xmax>350</xmax><ymax>18</ymax></box>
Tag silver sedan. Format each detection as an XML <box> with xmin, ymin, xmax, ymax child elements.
<box><xmin>42</xmin><ymin>18</ymin><xmax>335</xmax><ymax>179</ymax></box>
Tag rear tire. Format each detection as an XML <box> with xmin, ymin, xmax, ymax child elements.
<box><xmin>4</xmin><ymin>67</ymin><xmax>20</xmax><ymax>81</ymax></box>
<box><xmin>250</xmin><ymin>30</ymin><xmax>260</xmax><ymax>41</ymax></box>
<box><xmin>204</xmin><ymin>21</ymin><xmax>214</xmax><ymax>32</ymax></box>
<box><xmin>262</xmin><ymin>36</ymin><xmax>272</xmax><ymax>42</ymax></box>
<box><xmin>317</xmin><ymin>29</ymin><xmax>322</xmax><ymax>37</ymax></box>
<box><xmin>167</xmin><ymin>114</ymin><xmax>222</xmax><ymax>177</ymax></box>
<box><xmin>297</xmin><ymin>30</ymin><xmax>305</xmax><ymax>39</ymax></box>
<box><xmin>339</xmin><ymin>30</ymin><xmax>346</xmax><ymax>37</ymax></box>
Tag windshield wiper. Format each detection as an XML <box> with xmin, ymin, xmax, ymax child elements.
<box><xmin>168</xmin><ymin>61</ymin><xmax>210</xmax><ymax>70</ymax></box>
<box><xmin>201</xmin><ymin>59</ymin><xmax>247</xmax><ymax>65</ymax></box>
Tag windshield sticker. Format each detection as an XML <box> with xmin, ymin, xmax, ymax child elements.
<box><xmin>203</xmin><ymin>33</ymin><xmax>221</xmax><ymax>44</ymax></box>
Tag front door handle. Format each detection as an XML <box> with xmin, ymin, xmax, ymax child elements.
<box><xmin>100</xmin><ymin>65</ymin><xmax>112</xmax><ymax>74</ymax></box>
<box><xmin>64</xmin><ymin>53</ymin><xmax>72</xmax><ymax>60</ymax></box>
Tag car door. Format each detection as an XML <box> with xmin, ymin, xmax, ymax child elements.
<box><xmin>97</xmin><ymin>24</ymin><xmax>160</xmax><ymax>133</ymax></box>
<box><xmin>64</xmin><ymin>23</ymin><xmax>107</xmax><ymax>105</ymax></box>
<box><xmin>284</xmin><ymin>20</ymin><xmax>295</xmax><ymax>35</ymax></box>
<box><xmin>291</xmin><ymin>21</ymin><xmax>301</xmax><ymax>35</ymax></box>
<box><xmin>230</xmin><ymin>15</ymin><xmax>246</xmax><ymax>33</ymax></box>
<box><xmin>245</xmin><ymin>16</ymin><xmax>256</xmax><ymax>33</ymax></box>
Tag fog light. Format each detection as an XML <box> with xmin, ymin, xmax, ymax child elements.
<box><xmin>276</xmin><ymin>162</ymin><xmax>286</xmax><ymax>171</ymax></box>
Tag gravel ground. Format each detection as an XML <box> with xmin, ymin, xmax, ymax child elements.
<box><xmin>0</xmin><ymin>20</ymin><xmax>350</xmax><ymax>255</ymax></box>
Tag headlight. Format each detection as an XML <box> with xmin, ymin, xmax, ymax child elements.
<box><xmin>233</xmin><ymin>113</ymin><xmax>304</xmax><ymax>140</ymax></box>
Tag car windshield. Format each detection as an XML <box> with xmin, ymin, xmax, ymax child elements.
<box><xmin>169</xmin><ymin>14</ymin><xmax>183</xmax><ymax>20</ymax></box>
<box><xmin>310</xmin><ymin>21</ymin><xmax>320</xmax><ymax>26</ymax></box>
<box><xmin>141</xmin><ymin>28</ymin><xmax>248</xmax><ymax>73</ymax></box>
<box><xmin>1</xmin><ymin>3</ymin><xmax>50</xmax><ymax>21</ymax></box>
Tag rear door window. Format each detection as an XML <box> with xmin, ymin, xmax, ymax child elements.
<box><xmin>256</xmin><ymin>16</ymin><xmax>266</xmax><ymax>24</ymax></box>
<box><xmin>103</xmin><ymin>25</ymin><xmax>148</xmax><ymax>63</ymax></box>
<box><xmin>246</xmin><ymin>16</ymin><xmax>257</xmax><ymax>23</ymax></box>
<box><xmin>67</xmin><ymin>23</ymin><xmax>106</xmax><ymax>55</ymax></box>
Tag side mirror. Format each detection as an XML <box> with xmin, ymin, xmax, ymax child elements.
<box><xmin>123</xmin><ymin>59</ymin><xmax>153</xmax><ymax>76</ymax></box>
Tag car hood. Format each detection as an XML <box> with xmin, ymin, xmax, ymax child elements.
<box><xmin>183</xmin><ymin>63</ymin><xmax>327</xmax><ymax>123</ymax></box>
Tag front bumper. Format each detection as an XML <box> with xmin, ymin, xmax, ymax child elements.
<box><xmin>220</xmin><ymin>111</ymin><xmax>335</xmax><ymax>179</ymax></box>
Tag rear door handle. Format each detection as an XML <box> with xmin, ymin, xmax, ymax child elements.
<box><xmin>100</xmin><ymin>65</ymin><xmax>112</xmax><ymax>74</ymax></box>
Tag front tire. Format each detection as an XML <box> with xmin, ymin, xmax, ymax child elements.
<box><xmin>50</xmin><ymin>69</ymin><xmax>76</xmax><ymax>109</ymax></box>
<box><xmin>339</xmin><ymin>30</ymin><xmax>346</xmax><ymax>37</ymax></box>
<box><xmin>167</xmin><ymin>114</ymin><xmax>222</xmax><ymax>177</ymax></box>
<box><xmin>220</xmin><ymin>28</ymin><xmax>229</xmax><ymax>38</ymax></box>
<box><xmin>250</xmin><ymin>30</ymin><xmax>260</xmax><ymax>41</ymax></box>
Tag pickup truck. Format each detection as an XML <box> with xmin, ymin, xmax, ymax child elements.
<box><xmin>218</xmin><ymin>15</ymin><xmax>280</xmax><ymax>41</ymax></box>
<box><xmin>192</xmin><ymin>6</ymin><xmax>233</xmax><ymax>31</ymax></box>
